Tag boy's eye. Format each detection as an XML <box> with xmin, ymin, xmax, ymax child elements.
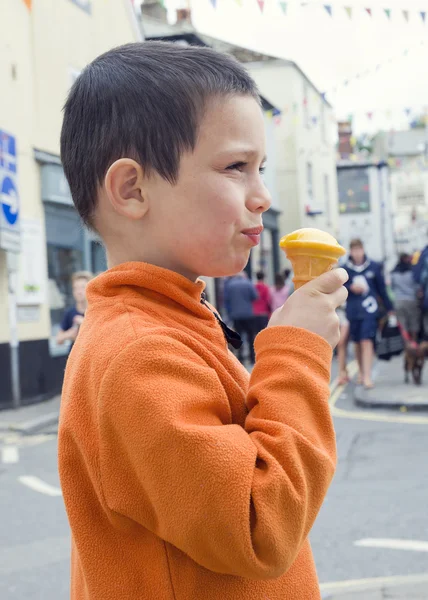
<box><xmin>226</xmin><ymin>161</ymin><xmax>247</xmax><ymax>172</ymax></box>
<box><xmin>226</xmin><ymin>162</ymin><xmax>267</xmax><ymax>174</ymax></box>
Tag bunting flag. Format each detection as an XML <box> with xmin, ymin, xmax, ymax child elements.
<box><xmin>22</xmin><ymin>0</ymin><xmax>31</xmax><ymax>8</ymax></box>
<box><xmin>405</xmin><ymin>107</ymin><xmax>411</xmax><ymax>116</ymax></box>
<box><xmin>367</xmin><ymin>112</ymin><xmax>373</xmax><ymax>120</ymax></box>
<box><xmin>279</xmin><ymin>1</ymin><xmax>287</xmax><ymax>14</ymax></box>
<box><xmin>208</xmin><ymin>0</ymin><xmax>428</xmax><ymax>25</ymax></box>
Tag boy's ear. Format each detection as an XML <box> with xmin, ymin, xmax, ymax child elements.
<box><xmin>104</xmin><ymin>158</ymin><xmax>148</xmax><ymax>220</ymax></box>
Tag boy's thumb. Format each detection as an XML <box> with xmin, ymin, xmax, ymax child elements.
<box><xmin>309</xmin><ymin>268</ymin><xmax>348</xmax><ymax>294</ymax></box>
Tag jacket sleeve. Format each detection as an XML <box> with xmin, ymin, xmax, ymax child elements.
<box><xmin>98</xmin><ymin>327</ymin><xmax>336</xmax><ymax>580</ymax></box>
<box><xmin>374</xmin><ymin>264</ymin><xmax>394</xmax><ymax>312</ymax></box>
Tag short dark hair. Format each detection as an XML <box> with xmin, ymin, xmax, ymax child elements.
<box><xmin>350</xmin><ymin>238</ymin><xmax>364</xmax><ymax>249</ymax></box>
<box><xmin>256</xmin><ymin>271</ymin><xmax>265</xmax><ymax>281</ymax></box>
<box><xmin>60</xmin><ymin>42</ymin><xmax>260</xmax><ymax>227</ymax></box>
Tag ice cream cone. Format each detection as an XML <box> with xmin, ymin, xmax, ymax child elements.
<box><xmin>280</xmin><ymin>228</ymin><xmax>346</xmax><ymax>289</ymax></box>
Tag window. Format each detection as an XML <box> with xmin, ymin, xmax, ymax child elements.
<box><xmin>337</xmin><ymin>168</ymin><xmax>371</xmax><ymax>214</ymax></box>
<box><xmin>44</xmin><ymin>204</ymin><xmax>84</xmax><ymax>356</ymax></box>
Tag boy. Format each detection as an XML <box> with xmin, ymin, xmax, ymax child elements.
<box><xmin>344</xmin><ymin>239</ymin><xmax>393</xmax><ymax>388</ymax></box>
<box><xmin>59</xmin><ymin>42</ymin><xmax>347</xmax><ymax>600</ymax></box>
<box><xmin>57</xmin><ymin>271</ymin><xmax>92</xmax><ymax>346</ymax></box>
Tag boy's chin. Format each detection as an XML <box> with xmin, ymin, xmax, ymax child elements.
<box><xmin>201</xmin><ymin>257</ymin><xmax>250</xmax><ymax>279</ymax></box>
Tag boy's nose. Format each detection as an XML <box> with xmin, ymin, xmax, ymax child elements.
<box><xmin>247</xmin><ymin>183</ymin><xmax>271</xmax><ymax>214</ymax></box>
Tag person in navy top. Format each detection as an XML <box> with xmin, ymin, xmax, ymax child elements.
<box><xmin>57</xmin><ymin>271</ymin><xmax>93</xmax><ymax>348</ymax></box>
<box><xmin>343</xmin><ymin>239</ymin><xmax>394</xmax><ymax>389</ymax></box>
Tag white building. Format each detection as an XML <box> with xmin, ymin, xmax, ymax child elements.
<box><xmin>0</xmin><ymin>0</ymin><xmax>141</xmax><ymax>408</ymax></box>
<box><xmin>373</xmin><ymin>129</ymin><xmax>428</xmax><ymax>255</ymax></box>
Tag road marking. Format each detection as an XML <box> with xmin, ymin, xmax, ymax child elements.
<box><xmin>1</xmin><ymin>446</ymin><xmax>19</xmax><ymax>464</ymax></box>
<box><xmin>18</xmin><ymin>476</ymin><xmax>62</xmax><ymax>497</ymax></box>
<box><xmin>329</xmin><ymin>360</ymin><xmax>428</xmax><ymax>425</ymax></box>
<box><xmin>320</xmin><ymin>572</ymin><xmax>428</xmax><ymax>593</ymax></box>
<box><xmin>355</xmin><ymin>538</ymin><xmax>428</xmax><ymax>552</ymax></box>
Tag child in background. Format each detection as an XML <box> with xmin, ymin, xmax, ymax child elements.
<box><xmin>58</xmin><ymin>42</ymin><xmax>348</xmax><ymax>600</ymax></box>
<box><xmin>56</xmin><ymin>271</ymin><xmax>93</xmax><ymax>347</ymax></box>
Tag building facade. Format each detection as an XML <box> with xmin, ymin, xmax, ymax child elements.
<box><xmin>373</xmin><ymin>128</ymin><xmax>428</xmax><ymax>255</ymax></box>
<box><xmin>0</xmin><ymin>0</ymin><xmax>141</xmax><ymax>408</ymax></box>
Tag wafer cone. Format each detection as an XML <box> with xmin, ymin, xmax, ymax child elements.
<box><xmin>280</xmin><ymin>228</ymin><xmax>346</xmax><ymax>289</ymax></box>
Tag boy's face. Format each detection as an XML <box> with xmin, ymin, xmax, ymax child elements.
<box><xmin>72</xmin><ymin>278</ymin><xmax>89</xmax><ymax>303</ymax></box>
<box><xmin>142</xmin><ymin>95</ymin><xmax>271</xmax><ymax>280</ymax></box>
<box><xmin>350</xmin><ymin>245</ymin><xmax>365</xmax><ymax>265</ymax></box>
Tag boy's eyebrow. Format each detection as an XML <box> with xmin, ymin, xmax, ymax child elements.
<box><xmin>215</xmin><ymin>148</ymin><xmax>267</xmax><ymax>163</ymax></box>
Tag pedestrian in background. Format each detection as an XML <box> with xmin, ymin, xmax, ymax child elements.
<box><xmin>271</xmin><ymin>272</ymin><xmax>291</xmax><ymax>312</ymax></box>
<box><xmin>414</xmin><ymin>244</ymin><xmax>428</xmax><ymax>339</ymax></box>
<box><xmin>57</xmin><ymin>271</ymin><xmax>93</xmax><ymax>347</ymax></box>
<box><xmin>391</xmin><ymin>253</ymin><xmax>420</xmax><ymax>342</ymax></box>
<box><xmin>224</xmin><ymin>271</ymin><xmax>258</xmax><ymax>364</ymax></box>
<box><xmin>253</xmin><ymin>271</ymin><xmax>272</xmax><ymax>334</ymax></box>
<box><xmin>344</xmin><ymin>239</ymin><xmax>394</xmax><ymax>389</ymax></box>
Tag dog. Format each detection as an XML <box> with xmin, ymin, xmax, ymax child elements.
<box><xmin>404</xmin><ymin>341</ymin><xmax>428</xmax><ymax>385</ymax></box>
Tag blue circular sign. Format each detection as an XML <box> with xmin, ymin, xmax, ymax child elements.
<box><xmin>1</xmin><ymin>176</ymin><xmax>19</xmax><ymax>226</ymax></box>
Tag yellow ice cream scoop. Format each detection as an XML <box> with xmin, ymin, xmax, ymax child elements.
<box><xmin>280</xmin><ymin>228</ymin><xmax>346</xmax><ymax>289</ymax></box>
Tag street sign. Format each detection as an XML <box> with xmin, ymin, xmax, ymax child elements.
<box><xmin>0</xmin><ymin>129</ymin><xmax>20</xmax><ymax>253</ymax></box>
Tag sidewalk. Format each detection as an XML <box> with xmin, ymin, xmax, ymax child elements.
<box><xmin>321</xmin><ymin>575</ymin><xmax>428</xmax><ymax>599</ymax></box>
<box><xmin>353</xmin><ymin>356</ymin><xmax>428</xmax><ymax>411</ymax></box>
<box><xmin>0</xmin><ymin>395</ymin><xmax>61</xmax><ymax>434</ymax></box>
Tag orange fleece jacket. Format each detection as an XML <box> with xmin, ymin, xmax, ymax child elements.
<box><xmin>58</xmin><ymin>262</ymin><xmax>336</xmax><ymax>600</ymax></box>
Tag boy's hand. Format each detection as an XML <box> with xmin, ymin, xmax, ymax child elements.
<box><xmin>268</xmin><ymin>269</ymin><xmax>349</xmax><ymax>348</ymax></box>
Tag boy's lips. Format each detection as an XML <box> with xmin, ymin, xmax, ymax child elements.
<box><xmin>242</xmin><ymin>226</ymin><xmax>263</xmax><ymax>246</ymax></box>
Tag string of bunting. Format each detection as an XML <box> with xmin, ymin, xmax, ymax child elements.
<box><xmin>208</xmin><ymin>0</ymin><xmax>427</xmax><ymax>23</ymax></box>
<box><xmin>265</xmin><ymin>100</ymin><xmax>428</xmax><ymax>130</ymax></box>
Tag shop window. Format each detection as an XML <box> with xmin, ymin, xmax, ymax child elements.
<box><xmin>44</xmin><ymin>203</ymin><xmax>84</xmax><ymax>356</ymax></box>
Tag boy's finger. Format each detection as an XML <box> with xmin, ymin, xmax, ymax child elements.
<box><xmin>332</xmin><ymin>285</ymin><xmax>348</xmax><ymax>309</ymax></box>
<box><xmin>310</xmin><ymin>268</ymin><xmax>348</xmax><ymax>294</ymax></box>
